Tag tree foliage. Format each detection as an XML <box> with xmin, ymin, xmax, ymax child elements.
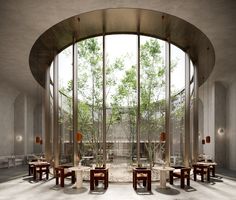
<box><xmin>59</xmin><ymin>36</ymin><xmax>180</xmax><ymax>166</ymax></box>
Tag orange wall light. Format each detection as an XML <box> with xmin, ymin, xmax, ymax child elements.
<box><xmin>206</xmin><ymin>136</ymin><xmax>210</xmax><ymax>143</ymax></box>
<box><xmin>160</xmin><ymin>132</ymin><xmax>166</xmax><ymax>142</ymax></box>
<box><xmin>35</xmin><ymin>136</ymin><xmax>41</xmax><ymax>144</ymax></box>
<box><xmin>76</xmin><ymin>132</ymin><xmax>83</xmax><ymax>142</ymax></box>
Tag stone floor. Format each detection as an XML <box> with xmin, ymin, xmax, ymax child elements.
<box><xmin>0</xmin><ymin>165</ymin><xmax>235</xmax><ymax>200</ymax></box>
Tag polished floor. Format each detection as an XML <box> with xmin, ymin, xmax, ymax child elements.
<box><xmin>0</xmin><ymin>166</ymin><xmax>235</xmax><ymax>200</ymax></box>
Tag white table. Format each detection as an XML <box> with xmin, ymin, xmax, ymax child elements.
<box><xmin>153</xmin><ymin>166</ymin><xmax>174</xmax><ymax>188</ymax></box>
<box><xmin>69</xmin><ymin>166</ymin><xmax>90</xmax><ymax>188</ymax></box>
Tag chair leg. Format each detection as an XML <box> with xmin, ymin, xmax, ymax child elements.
<box><xmin>143</xmin><ymin>180</ymin><xmax>146</xmax><ymax>187</ymax></box>
<box><xmin>61</xmin><ymin>172</ymin><xmax>64</xmax><ymax>187</ymax></box>
<box><xmin>72</xmin><ymin>172</ymin><xmax>76</xmax><ymax>184</ymax></box>
<box><xmin>46</xmin><ymin>167</ymin><xmax>49</xmax><ymax>179</ymax></box>
<box><xmin>212</xmin><ymin>166</ymin><xmax>215</xmax><ymax>177</ymax></box>
<box><xmin>180</xmin><ymin>177</ymin><xmax>184</xmax><ymax>189</ymax></box>
<box><xmin>193</xmin><ymin>169</ymin><xmax>197</xmax><ymax>181</ymax></box>
<box><xmin>106</xmin><ymin>172</ymin><xmax>108</xmax><ymax>189</ymax></box>
<box><xmin>105</xmin><ymin>174</ymin><xmax>108</xmax><ymax>189</ymax></box>
<box><xmin>90</xmin><ymin>171</ymin><xmax>94</xmax><ymax>190</ymax></box>
<box><xmin>134</xmin><ymin>177</ymin><xmax>137</xmax><ymax>190</ymax></box>
<box><xmin>187</xmin><ymin>177</ymin><xmax>190</xmax><ymax>186</ymax></box>
<box><xmin>39</xmin><ymin>168</ymin><xmax>42</xmax><ymax>180</ymax></box>
<box><xmin>90</xmin><ymin>180</ymin><xmax>94</xmax><ymax>190</ymax></box>
<box><xmin>169</xmin><ymin>171</ymin><xmax>173</xmax><ymax>185</ymax></box>
<box><xmin>147</xmin><ymin>173</ymin><xmax>151</xmax><ymax>191</ymax></box>
<box><xmin>201</xmin><ymin>168</ymin><xmax>204</xmax><ymax>182</ymax></box>
<box><xmin>55</xmin><ymin>172</ymin><xmax>59</xmax><ymax>185</ymax></box>
<box><xmin>207</xmin><ymin>168</ymin><xmax>210</xmax><ymax>182</ymax></box>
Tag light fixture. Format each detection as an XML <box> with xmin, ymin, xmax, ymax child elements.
<box><xmin>217</xmin><ymin>128</ymin><xmax>225</xmax><ymax>136</ymax></box>
<box><xmin>206</xmin><ymin>136</ymin><xmax>210</xmax><ymax>143</ymax></box>
<box><xmin>160</xmin><ymin>132</ymin><xmax>166</xmax><ymax>142</ymax></box>
<box><xmin>35</xmin><ymin>136</ymin><xmax>41</xmax><ymax>143</ymax></box>
<box><xmin>202</xmin><ymin>139</ymin><xmax>205</xmax><ymax>145</ymax></box>
<box><xmin>16</xmin><ymin>135</ymin><xmax>23</xmax><ymax>142</ymax></box>
<box><xmin>77</xmin><ymin>132</ymin><xmax>83</xmax><ymax>142</ymax></box>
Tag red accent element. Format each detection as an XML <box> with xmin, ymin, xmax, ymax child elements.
<box><xmin>76</xmin><ymin>132</ymin><xmax>83</xmax><ymax>142</ymax></box>
<box><xmin>206</xmin><ymin>136</ymin><xmax>210</xmax><ymax>143</ymax></box>
<box><xmin>36</xmin><ymin>136</ymin><xmax>40</xmax><ymax>143</ymax></box>
<box><xmin>160</xmin><ymin>132</ymin><xmax>166</xmax><ymax>141</ymax></box>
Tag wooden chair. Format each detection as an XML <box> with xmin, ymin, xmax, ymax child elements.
<box><xmin>209</xmin><ymin>164</ymin><xmax>216</xmax><ymax>177</ymax></box>
<box><xmin>90</xmin><ymin>167</ymin><xmax>109</xmax><ymax>190</ymax></box>
<box><xmin>55</xmin><ymin>165</ymin><xmax>76</xmax><ymax>187</ymax></box>
<box><xmin>169</xmin><ymin>166</ymin><xmax>191</xmax><ymax>188</ymax></box>
<box><xmin>197</xmin><ymin>158</ymin><xmax>216</xmax><ymax>178</ymax></box>
<box><xmin>133</xmin><ymin>167</ymin><xmax>151</xmax><ymax>191</ymax></box>
<box><xmin>28</xmin><ymin>160</ymin><xmax>38</xmax><ymax>176</ymax></box>
<box><xmin>34</xmin><ymin>163</ymin><xmax>50</xmax><ymax>180</ymax></box>
<box><xmin>193</xmin><ymin>164</ymin><xmax>210</xmax><ymax>182</ymax></box>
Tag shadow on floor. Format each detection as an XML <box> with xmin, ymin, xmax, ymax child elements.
<box><xmin>0</xmin><ymin>165</ymin><xmax>28</xmax><ymax>183</ymax></box>
<box><xmin>64</xmin><ymin>186</ymin><xmax>88</xmax><ymax>194</ymax></box>
<box><xmin>134</xmin><ymin>188</ymin><xmax>153</xmax><ymax>195</ymax></box>
<box><xmin>155</xmin><ymin>186</ymin><xmax>180</xmax><ymax>195</ymax></box>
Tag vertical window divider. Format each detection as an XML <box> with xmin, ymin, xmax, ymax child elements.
<box><xmin>102</xmin><ymin>33</ymin><xmax>107</xmax><ymax>167</ymax></box>
<box><xmin>193</xmin><ymin>64</ymin><xmax>199</xmax><ymax>163</ymax></box>
<box><xmin>45</xmin><ymin>66</ymin><xmax>51</xmax><ymax>162</ymax></box>
<box><xmin>184</xmin><ymin>52</ymin><xmax>191</xmax><ymax>167</ymax></box>
<box><xmin>136</xmin><ymin>34</ymin><xmax>141</xmax><ymax>167</ymax></box>
<box><xmin>165</xmin><ymin>40</ymin><xmax>171</xmax><ymax>165</ymax></box>
<box><xmin>53</xmin><ymin>52</ymin><xmax>59</xmax><ymax>167</ymax></box>
<box><xmin>72</xmin><ymin>36</ymin><xmax>78</xmax><ymax>166</ymax></box>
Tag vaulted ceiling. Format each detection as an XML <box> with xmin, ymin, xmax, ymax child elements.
<box><xmin>0</xmin><ymin>0</ymin><xmax>235</xmax><ymax>98</ymax></box>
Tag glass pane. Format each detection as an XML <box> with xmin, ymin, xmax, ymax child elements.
<box><xmin>105</xmin><ymin>34</ymin><xmax>137</xmax><ymax>182</ymax></box>
<box><xmin>170</xmin><ymin>44</ymin><xmax>185</xmax><ymax>166</ymax></box>
<box><xmin>76</xmin><ymin>37</ymin><xmax>103</xmax><ymax>167</ymax></box>
<box><xmin>58</xmin><ymin>46</ymin><xmax>73</xmax><ymax>164</ymax></box>
<box><xmin>140</xmin><ymin>36</ymin><xmax>166</xmax><ymax>168</ymax></box>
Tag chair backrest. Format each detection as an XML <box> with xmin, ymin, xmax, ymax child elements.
<box><xmin>135</xmin><ymin>167</ymin><xmax>147</xmax><ymax>170</ymax></box>
<box><xmin>95</xmin><ymin>167</ymin><xmax>105</xmax><ymax>170</ymax></box>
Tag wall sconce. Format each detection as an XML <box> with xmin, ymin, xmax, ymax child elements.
<box><xmin>35</xmin><ymin>136</ymin><xmax>41</xmax><ymax>144</ymax></box>
<box><xmin>206</xmin><ymin>136</ymin><xmax>211</xmax><ymax>143</ymax></box>
<box><xmin>218</xmin><ymin>128</ymin><xmax>225</xmax><ymax>136</ymax></box>
<box><xmin>202</xmin><ymin>139</ymin><xmax>205</xmax><ymax>144</ymax></box>
<box><xmin>40</xmin><ymin>139</ymin><xmax>43</xmax><ymax>145</ymax></box>
<box><xmin>16</xmin><ymin>135</ymin><xmax>23</xmax><ymax>142</ymax></box>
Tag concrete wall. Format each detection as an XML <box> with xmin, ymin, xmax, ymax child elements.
<box><xmin>14</xmin><ymin>94</ymin><xmax>26</xmax><ymax>155</ymax></box>
<box><xmin>0</xmin><ymin>77</ymin><xmax>42</xmax><ymax>158</ymax></box>
<box><xmin>33</xmin><ymin>103</ymin><xmax>43</xmax><ymax>154</ymax></box>
<box><xmin>0</xmin><ymin>80</ymin><xmax>19</xmax><ymax>156</ymax></box>
<box><xmin>26</xmin><ymin>96</ymin><xmax>36</xmax><ymax>155</ymax></box>
<box><xmin>198</xmin><ymin>99</ymin><xmax>204</xmax><ymax>154</ymax></box>
<box><xmin>14</xmin><ymin>94</ymin><xmax>37</xmax><ymax>155</ymax></box>
<box><xmin>226</xmin><ymin>81</ymin><xmax>236</xmax><ymax>170</ymax></box>
<box><xmin>214</xmin><ymin>82</ymin><xmax>227</xmax><ymax>168</ymax></box>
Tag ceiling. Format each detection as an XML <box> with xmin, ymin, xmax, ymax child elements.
<box><xmin>0</xmin><ymin>0</ymin><xmax>235</xmax><ymax>98</ymax></box>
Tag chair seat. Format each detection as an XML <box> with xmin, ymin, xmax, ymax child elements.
<box><xmin>94</xmin><ymin>173</ymin><xmax>105</xmax><ymax>177</ymax></box>
<box><xmin>137</xmin><ymin>173</ymin><xmax>148</xmax><ymax>178</ymax></box>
